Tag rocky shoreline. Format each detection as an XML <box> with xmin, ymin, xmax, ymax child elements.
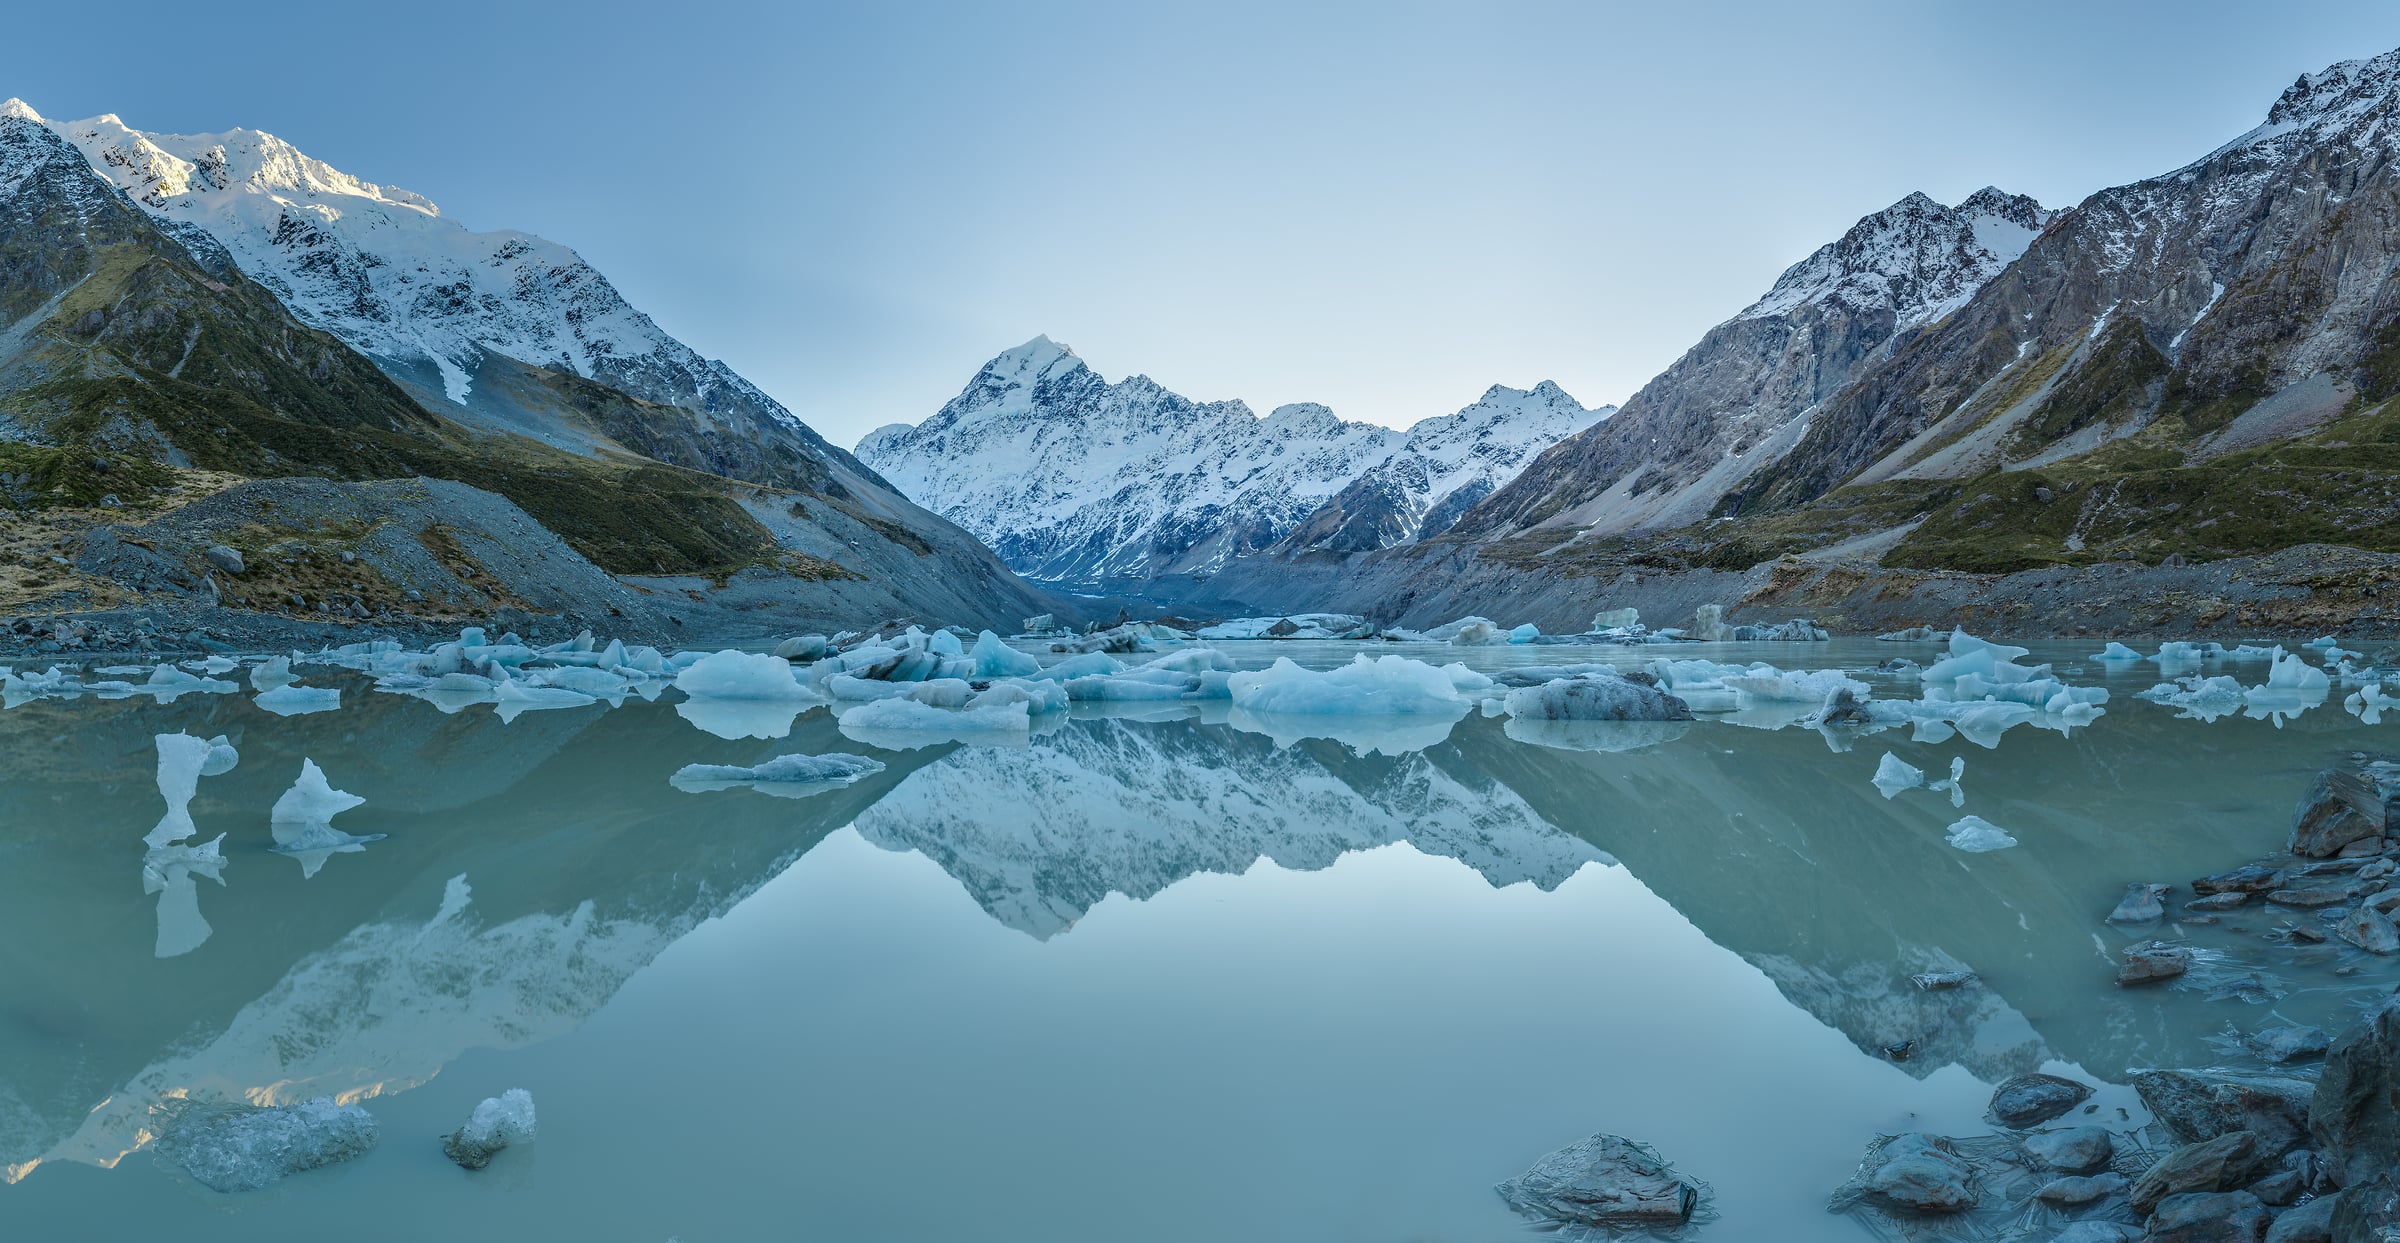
<box><xmin>1499</xmin><ymin>755</ymin><xmax>2400</xmax><ymax>1243</ymax></box>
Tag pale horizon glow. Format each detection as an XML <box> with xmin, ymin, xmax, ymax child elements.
<box><xmin>4</xmin><ymin>1</ymin><xmax>2397</xmax><ymax>447</ymax></box>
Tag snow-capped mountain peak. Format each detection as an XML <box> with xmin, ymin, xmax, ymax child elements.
<box><xmin>31</xmin><ymin>103</ymin><xmax>811</xmax><ymax>447</ymax></box>
<box><xmin>1739</xmin><ymin>188</ymin><xmax>2056</xmax><ymax>330</ymax></box>
<box><xmin>858</xmin><ymin>339</ymin><xmax>1613</xmax><ymax>582</ymax></box>
<box><xmin>0</xmin><ymin>99</ymin><xmax>42</xmax><ymax>122</ymax></box>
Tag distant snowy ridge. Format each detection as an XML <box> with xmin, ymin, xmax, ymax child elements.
<box><xmin>857</xmin><ymin>336</ymin><xmax>1610</xmax><ymax>585</ymax></box>
<box><xmin>1739</xmin><ymin>187</ymin><xmax>2056</xmax><ymax>330</ymax></box>
<box><xmin>14</xmin><ymin>99</ymin><xmax>809</xmax><ymax>448</ymax></box>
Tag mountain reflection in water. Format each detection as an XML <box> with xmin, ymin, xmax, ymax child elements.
<box><xmin>0</xmin><ymin>644</ymin><xmax>2379</xmax><ymax>1240</ymax></box>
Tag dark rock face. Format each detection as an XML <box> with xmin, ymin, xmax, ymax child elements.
<box><xmin>2264</xmin><ymin>1190</ymin><xmax>2337</xmax><ymax>1242</ymax></box>
<box><xmin>2132</xmin><ymin>1131</ymin><xmax>2259</xmax><ymax>1215</ymax></box>
<box><xmin>2330</xmin><ymin>1176</ymin><xmax>2396</xmax><ymax>1243</ymax></box>
<box><xmin>2295</xmin><ymin>769</ymin><xmax>2386</xmax><ymax>859</ymax></box>
<box><xmin>2311</xmin><ymin>998</ymin><xmax>2400</xmax><ymax>1189</ymax></box>
<box><xmin>2141</xmin><ymin>1071</ymin><xmax>2317</xmax><ymax>1155</ymax></box>
<box><xmin>1991</xmin><ymin>1073</ymin><xmax>2095</xmax><ymax>1128</ymax></box>
<box><xmin>2146</xmin><ymin>1190</ymin><xmax>2270</xmax><ymax>1242</ymax></box>
<box><xmin>1492</xmin><ymin>1133</ymin><xmax>1701</xmax><ymax>1229</ymax></box>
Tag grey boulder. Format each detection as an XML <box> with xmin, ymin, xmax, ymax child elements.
<box><xmin>1992</xmin><ymin>1073</ymin><xmax>2095</xmax><ymax>1128</ymax></box>
<box><xmin>2024</xmin><ymin>1125</ymin><xmax>2116</xmax><ymax>1174</ymax></box>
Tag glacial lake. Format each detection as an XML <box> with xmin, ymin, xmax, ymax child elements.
<box><xmin>2</xmin><ymin>638</ymin><xmax>2392</xmax><ymax>1241</ymax></box>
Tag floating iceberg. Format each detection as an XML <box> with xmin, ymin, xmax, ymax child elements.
<box><xmin>971</xmin><ymin>630</ymin><xmax>1042</xmax><ymax>678</ymax></box>
<box><xmin>1944</xmin><ymin>815</ymin><xmax>2016</xmax><ymax>852</ymax></box>
<box><xmin>1503</xmin><ymin>676</ymin><xmax>1692</xmax><ymax>722</ymax></box>
<box><xmin>1870</xmin><ymin>753</ymin><xmax>1924</xmax><ymax>799</ymax></box>
<box><xmin>675</xmin><ymin>649</ymin><xmax>815</xmax><ymax>700</ymax></box>
<box><xmin>271</xmin><ymin>760</ymin><xmax>367</xmax><ymax>827</ymax></box>
<box><xmin>1227</xmin><ymin>655</ymin><xmax>1469</xmax><ymax>718</ymax></box>
<box><xmin>2263</xmin><ymin>645</ymin><xmax>2332</xmax><ymax>691</ymax></box>
<box><xmin>154</xmin><ymin>1097</ymin><xmax>379</xmax><ymax>1192</ymax></box>
<box><xmin>147</xmin><ymin>732</ymin><xmax>219</xmax><ymax>848</ymax></box>
<box><xmin>671</xmin><ymin>752</ymin><xmax>886</xmax><ymax>798</ymax></box>
<box><xmin>442</xmin><ymin>1089</ymin><xmax>536</xmax><ymax>1170</ymax></box>
<box><xmin>2090</xmin><ymin>642</ymin><xmax>2142</xmax><ymax>661</ymax></box>
<box><xmin>838</xmin><ymin>697</ymin><xmax>1032</xmax><ymax>748</ymax></box>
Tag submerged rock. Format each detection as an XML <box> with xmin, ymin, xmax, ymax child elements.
<box><xmin>1991</xmin><ymin>1073</ymin><xmax>2095</xmax><ymax>1129</ymax></box>
<box><xmin>154</xmin><ymin>1097</ymin><xmax>378</xmax><ymax>1192</ymax></box>
<box><xmin>1493</xmin><ymin>1133</ymin><xmax>1701</xmax><ymax>1230</ymax></box>
<box><xmin>2048</xmin><ymin>1224</ymin><xmax>2140</xmax><ymax>1243</ymax></box>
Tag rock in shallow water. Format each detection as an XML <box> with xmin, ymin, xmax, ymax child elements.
<box><xmin>2109</xmin><ymin>882</ymin><xmax>2171</xmax><ymax>923</ymax></box>
<box><xmin>2310</xmin><ymin>997</ymin><xmax>2400</xmax><ymax>1189</ymax></box>
<box><xmin>2334</xmin><ymin>904</ymin><xmax>2400</xmax><ymax>954</ymax></box>
<box><xmin>1493</xmin><ymin>1133</ymin><xmax>1701</xmax><ymax>1230</ymax></box>
<box><xmin>1853</xmin><ymin>1133</ymin><xmax>1977</xmax><ymax>1213</ymax></box>
<box><xmin>2023</xmin><ymin>1125</ymin><xmax>2115</xmax><ymax>1174</ymax></box>
<box><xmin>2251</xmin><ymin>1025</ymin><xmax>2333</xmax><ymax>1064</ymax></box>
<box><xmin>153</xmin><ymin>1097</ymin><xmax>378</xmax><ymax>1192</ymax></box>
<box><xmin>2120</xmin><ymin>940</ymin><xmax>2196</xmax><ymax>985</ymax></box>
<box><xmin>1991</xmin><ymin>1073</ymin><xmax>2096</xmax><ymax>1128</ymax></box>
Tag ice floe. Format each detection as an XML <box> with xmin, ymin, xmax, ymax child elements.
<box><xmin>442</xmin><ymin>1089</ymin><xmax>536</xmax><ymax>1170</ymax></box>
<box><xmin>1944</xmin><ymin>815</ymin><xmax>2017</xmax><ymax>852</ymax></box>
<box><xmin>154</xmin><ymin>1097</ymin><xmax>379</xmax><ymax>1192</ymax></box>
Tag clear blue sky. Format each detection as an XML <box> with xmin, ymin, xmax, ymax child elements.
<box><xmin>6</xmin><ymin>2</ymin><xmax>2397</xmax><ymax>446</ymax></box>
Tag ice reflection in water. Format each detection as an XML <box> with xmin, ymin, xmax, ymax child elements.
<box><xmin>0</xmin><ymin>640</ymin><xmax>2393</xmax><ymax>1241</ymax></box>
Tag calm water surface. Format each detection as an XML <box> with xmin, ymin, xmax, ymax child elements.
<box><xmin>1</xmin><ymin>639</ymin><xmax>2389</xmax><ymax>1240</ymax></box>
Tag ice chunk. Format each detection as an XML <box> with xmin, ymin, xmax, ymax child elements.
<box><xmin>156</xmin><ymin>1097</ymin><xmax>379</xmax><ymax>1192</ymax></box>
<box><xmin>2263</xmin><ymin>645</ymin><xmax>2332</xmax><ymax>691</ymax></box>
<box><xmin>1227</xmin><ymin>655</ymin><xmax>1467</xmax><ymax>717</ymax></box>
<box><xmin>1944</xmin><ymin>815</ymin><xmax>2016</xmax><ymax>852</ymax></box>
<box><xmin>254</xmin><ymin>684</ymin><xmax>342</xmax><ymax>716</ymax></box>
<box><xmin>1503</xmin><ymin>675</ymin><xmax>1693</xmax><ymax>722</ymax></box>
<box><xmin>2348</xmin><ymin>683</ymin><xmax>2398</xmax><ymax>724</ymax></box>
<box><xmin>2305</xmin><ymin>634</ymin><xmax>2339</xmax><ymax>649</ymax></box>
<box><xmin>2091</xmin><ymin>642</ymin><xmax>2142</xmax><ymax>661</ymax></box>
<box><xmin>675</xmin><ymin>649</ymin><xmax>814</xmax><ymax>700</ymax></box>
<box><xmin>1591</xmin><ymin>607</ymin><xmax>1640</xmax><ymax>632</ymax></box>
<box><xmin>971</xmin><ymin>630</ymin><xmax>1041</xmax><ymax>678</ymax></box>
<box><xmin>271</xmin><ymin>760</ymin><xmax>366</xmax><ymax>827</ymax></box>
<box><xmin>1722</xmin><ymin>667</ymin><xmax>1869</xmax><ymax>704</ymax></box>
<box><xmin>249</xmin><ymin>655</ymin><xmax>297</xmax><ymax>691</ymax></box>
<box><xmin>1871</xmin><ymin>753</ymin><xmax>1924</xmax><ymax>799</ymax></box>
<box><xmin>1507</xmin><ymin>623</ymin><xmax>1542</xmax><ymax>643</ymax></box>
<box><xmin>2153</xmin><ymin>640</ymin><xmax>2204</xmax><ymax>663</ymax></box>
<box><xmin>1028</xmin><ymin>652</ymin><xmax>1125</xmax><ymax>682</ymax></box>
<box><xmin>1065</xmin><ymin>674</ymin><xmax>1192</xmax><ymax>702</ymax></box>
<box><xmin>671</xmin><ymin>752</ymin><xmax>885</xmax><ymax>798</ymax></box>
<box><xmin>442</xmin><ymin>1088</ymin><xmax>536</xmax><ymax>1170</ymax></box>
<box><xmin>771</xmin><ymin>634</ymin><xmax>829</xmax><ymax>661</ymax></box>
<box><xmin>970</xmin><ymin>679</ymin><xmax>1070</xmax><ymax>713</ymax></box>
<box><xmin>145</xmin><ymin>732</ymin><xmax>216</xmax><ymax>847</ymax></box>
<box><xmin>1137</xmin><ymin>647</ymin><xmax>1234</xmax><ymax>675</ymax></box>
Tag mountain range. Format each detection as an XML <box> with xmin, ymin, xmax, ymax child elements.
<box><xmin>853</xmin><ymin>43</ymin><xmax>2400</xmax><ymax>631</ymax></box>
<box><xmin>856</xmin><ymin>336</ymin><xmax>1610</xmax><ymax>591</ymax></box>
<box><xmin>0</xmin><ymin>99</ymin><xmax>1052</xmax><ymax>636</ymax></box>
